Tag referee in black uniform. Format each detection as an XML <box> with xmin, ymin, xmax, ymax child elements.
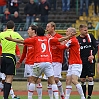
<box><xmin>77</xmin><ymin>24</ymin><xmax>98</xmax><ymax>99</ymax></box>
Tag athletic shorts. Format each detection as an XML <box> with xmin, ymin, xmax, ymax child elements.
<box><xmin>24</xmin><ymin>64</ymin><xmax>34</xmax><ymax>77</ymax></box>
<box><xmin>33</xmin><ymin>62</ymin><xmax>54</xmax><ymax>78</ymax></box>
<box><xmin>24</xmin><ymin>64</ymin><xmax>42</xmax><ymax>78</ymax></box>
<box><xmin>1</xmin><ymin>53</ymin><xmax>16</xmax><ymax>75</ymax></box>
<box><xmin>52</xmin><ymin>62</ymin><xmax>62</xmax><ymax>78</ymax></box>
<box><xmin>42</xmin><ymin>62</ymin><xmax>62</xmax><ymax>79</ymax></box>
<box><xmin>80</xmin><ymin>63</ymin><xmax>95</xmax><ymax>78</ymax></box>
<box><xmin>67</xmin><ymin>64</ymin><xmax>82</xmax><ymax>77</ymax></box>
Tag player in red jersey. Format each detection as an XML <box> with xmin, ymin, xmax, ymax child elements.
<box><xmin>5</xmin><ymin>26</ymin><xmax>75</xmax><ymax>99</ymax></box>
<box><xmin>16</xmin><ymin>25</ymin><xmax>42</xmax><ymax>99</ymax></box>
<box><xmin>62</xmin><ymin>27</ymin><xmax>85</xmax><ymax>99</ymax></box>
<box><xmin>0</xmin><ymin>44</ymin><xmax>20</xmax><ymax>99</ymax></box>
<box><xmin>45</xmin><ymin>22</ymin><xmax>65</xmax><ymax>99</ymax></box>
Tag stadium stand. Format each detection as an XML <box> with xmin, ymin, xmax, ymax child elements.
<box><xmin>74</xmin><ymin>4</ymin><xmax>99</xmax><ymax>29</ymax></box>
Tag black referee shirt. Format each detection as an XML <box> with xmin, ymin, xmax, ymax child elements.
<box><xmin>77</xmin><ymin>33</ymin><xmax>98</xmax><ymax>64</ymax></box>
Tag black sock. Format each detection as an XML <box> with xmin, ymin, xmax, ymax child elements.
<box><xmin>88</xmin><ymin>81</ymin><xmax>94</xmax><ymax>97</ymax></box>
<box><xmin>4</xmin><ymin>82</ymin><xmax>11</xmax><ymax>99</ymax></box>
<box><xmin>81</xmin><ymin>82</ymin><xmax>86</xmax><ymax>98</ymax></box>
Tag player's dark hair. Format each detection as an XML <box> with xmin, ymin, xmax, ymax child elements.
<box><xmin>6</xmin><ymin>20</ymin><xmax>15</xmax><ymax>29</ymax></box>
<box><xmin>30</xmin><ymin>25</ymin><xmax>37</xmax><ymax>33</ymax></box>
<box><xmin>37</xmin><ymin>26</ymin><xmax>45</xmax><ymax>36</ymax></box>
<box><xmin>79</xmin><ymin>24</ymin><xmax>87</xmax><ymax>29</ymax></box>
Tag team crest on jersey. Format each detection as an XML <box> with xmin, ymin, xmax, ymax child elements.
<box><xmin>83</xmin><ymin>39</ymin><xmax>86</xmax><ymax>42</ymax></box>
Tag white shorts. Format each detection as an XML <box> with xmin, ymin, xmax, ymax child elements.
<box><xmin>52</xmin><ymin>62</ymin><xmax>62</xmax><ymax>78</ymax></box>
<box><xmin>24</xmin><ymin>64</ymin><xmax>34</xmax><ymax>77</ymax></box>
<box><xmin>43</xmin><ymin>62</ymin><xmax>62</xmax><ymax>79</ymax></box>
<box><xmin>67</xmin><ymin>64</ymin><xmax>82</xmax><ymax>77</ymax></box>
<box><xmin>24</xmin><ymin>64</ymin><xmax>42</xmax><ymax>78</ymax></box>
<box><xmin>0</xmin><ymin>72</ymin><xmax>6</xmax><ymax>80</ymax></box>
<box><xmin>33</xmin><ymin>62</ymin><xmax>54</xmax><ymax>78</ymax></box>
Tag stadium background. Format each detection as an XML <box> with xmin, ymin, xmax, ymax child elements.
<box><xmin>0</xmin><ymin>0</ymin><xmax>99</xmax><ymax>80</ymax></box>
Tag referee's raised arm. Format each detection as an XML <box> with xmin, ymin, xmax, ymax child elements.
<box><xmin>0</xmin><ymin>20</ymin><xmax>23</xmax><ymax>99</ymax></box>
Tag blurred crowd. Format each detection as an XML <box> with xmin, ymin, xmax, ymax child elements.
<box><xmin>0</xmin><ymin>0</ymin><xmax>99</xmax><ymax>30</ymax></box>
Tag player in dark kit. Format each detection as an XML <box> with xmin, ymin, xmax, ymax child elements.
<box><xmin>77</xmin><ymin>24</ymin><xmax>98</xmax><ymax>99</ymax></box>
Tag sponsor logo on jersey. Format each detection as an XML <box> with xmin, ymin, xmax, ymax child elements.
<box><xmin>83</xmin><ymin>39</ymin><xmax>86</xmax><ymax>42</ymax></box>
<box><xmin>80</xmin><ymin>45</ymin><xmax>91</xmax><ymax>49</ymax></box>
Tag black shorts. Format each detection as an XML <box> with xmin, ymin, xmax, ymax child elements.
<box><xmin>1</xmin><ymin>53</ymin><xmax>16</xmax><ymax>75</ymax></box>
<box><xmin>80</xmin><ymin>63</ymin><xmax>95</xmax><ymax>78</ymax></box>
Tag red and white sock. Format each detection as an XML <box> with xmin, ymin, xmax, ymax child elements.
<box><xmin>57</xmin><ymin>81</ymin><xmax>64</xmax><ymax>96</ymax></box>
<box><xmin>28</xmin><ymin>83</ymin><xmax>35</xmax><ymax>99</ymax></box>
<box><xmin>47</xmin><ymin>84</ymin><xmax>53</xmax><ymax>99</ymax></box>
<box><xmin>52</xmin><ymin>84</ymin><xmax>59</xmax><ymax>99</ymax></box>
<box><xmin>36</xmin><ymin>83</ymin><xmax>42</xmax><ymax>99</ymax></box>
<box><xmin>76</xmin><ymin>83</ymin><xmax>85</xmax><ymax>99</ymax></box>
<box><xmin>65</xmin><ymin>85</ymin><xmax>72</xmax><ymax>99</ymax></box>
<box><xmin>27</xmin><ymin>82</ymin><xmax>30</xmax><ymax>90</ymax></box>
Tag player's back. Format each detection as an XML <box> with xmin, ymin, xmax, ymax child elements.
<box><xmin>33</xmin><ymin>36</ymin><xmax>52</xmax><ymax>63</ymax></box>
<box><xmin>0</xmin><ymin>29</ymin><xmax>23</xmax><ymax>55</ymax></box>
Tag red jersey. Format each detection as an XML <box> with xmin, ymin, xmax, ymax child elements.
<box><xmin>0</xmin><ymin>0</ymin><xmax>7</xmax><ymax>6</ymax></box>
<box><xmin>65</xmin><ymin>36</ymin><xmax>82</xmax><ymax>65</ymax></box>
<box><xmin>19</xmin><ymin>44</ymin><xmax>34</xmax><ymax>64</ymax></box>
<box><xmin>24</xmin><ymin>36</ymin><xmax>53</xmax><ymax>63</ymax></box>
<box><xmin>49</xmin><ymin>33</ymin><xmax>65</xmax><ymax>63</ymax></box>
<box><xmin>15</xmin><ymin>45</ymin><xmax>20</xmax><ymax>56</ymax></box>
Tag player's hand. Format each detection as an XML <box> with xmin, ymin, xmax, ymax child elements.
<box><xmin>45</xmin><ymin>6</ymin><xmax>48</xmax><ymax>10</ymax></box>
<box><xmin>5</xmin><ymin>35</ymin><xmax>12</xmax><ymax>41</ymax></box>
<box><xmin>60</xmin><ymin>41</ymin><xmax>65</xmax><ymax>45</ymax></box>
<box><xmin>71</xmin><ymin>32</ymin><xmax>77</xmax><ymax>36</ymax></box>
<box><xmin>16</xmin><ymin>61</ymin><xmax>21</xmax><ymax>69</ymax></box>
<box><xmin>88</xmin><ymin>55</ymin><xmax>94</xmax><ymax>61</ymax></box>
<box><xmin>16</xmin><ymin>55</ymin><xmax>20</xmax><ymax>59</ymax></box>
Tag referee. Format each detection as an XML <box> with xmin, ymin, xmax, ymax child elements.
<box><xmin>0</xmin><ymin>21</ymin><xmax>23</xmax><ymax>99</ymax></box>
<box><xmin>77</xmin><ymin>24</ymin><xmax>98</xmax><ymax>99</ymax></box>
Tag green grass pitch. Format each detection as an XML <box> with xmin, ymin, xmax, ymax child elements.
<box><xmin>0</xmin><ymin>95</ymin><xmax>98</xmax><ymax>99</ymax></box>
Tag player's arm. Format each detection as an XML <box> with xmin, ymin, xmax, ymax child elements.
<box><xmin>58</xmin><ymin>32</ymin><xmax>76</xmax><ymax>42</ymax></box>
<box><xmin>91</xmin><ymin>34</ymin><xmax>98</xmax><ymax>56</ymax></box>
<box><xmin>19</xmin><ymin>45</ymin><xmax>27</xmax><ymax>63</ymax></box>
<box><xmin>16</xmin><ymin>45</ymin><xmax>27</xmax><ymax>69</ymax></box>
<box><xmin>88</xmin><ymin>34</ymin><xmax>98</xmax><ymax>61</ymax></box>
<box><xmin>15</xmin><ymin>45</ymin><xmax>21</xmax><ymax>59</ymax></box>
<box><xmin>5</xmin><ymin>36</ymin><xmax>24</xmax><ymax>44</ymax></box>
<box><xmin>5</xmin><ymin>36</ymin><xmax>34</xmax><ymax>45</ymax></box>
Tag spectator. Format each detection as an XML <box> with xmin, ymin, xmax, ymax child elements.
<box><xmin>11</xmin><ymin>11</ymin><xmax>22</xmax><ymax>23</ymax></box>
<box><xmin>87</xmin><ymin>22</ymin><xmax>94</xmax><ymax>29</ymax></box>
<box><xmin>48</xmin><ymin>0</ymin><xmax>56</xmax><ymax>11</ymax></box>
<box><xmin>0</xmin><ymin>0</ymin><xmax>7</xmax><ymax>14</ymax></box>
<box><xmin>8</xmin><ymin>0</ymin><xmax>21</xmax><ymax>14</ymax></box>
<box><xmin>93</xmin><ymin>0</ymin><xmax>99</xmax><ymax>16</ymax></box>
<box><xmin>39</xmin><ymin>0</ymin><xmax>50</xmax><ymax>23</ymax></box>
<box><xmin>62</xmin><ymin>0</ymin><xmax>70</xmax><ymax>12</ymax></box>
<box><xmin>80</xmin><ymin>0</ymin><xmax>89</xmax><ymax>16</ymax></box>
<box><xmin>11</xmin><ymin>11</ymin><xmax>23</xmax><ymax>31</ymax></box>
<box><xmin>24</xmin><ymin>0</ymin><xmax>38</xmax><ymax>30</ymax></box>
<box><xmin>1</xmin><ymin>8</ymin><xmax>12</xmax><ymax>31</ymax></box>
